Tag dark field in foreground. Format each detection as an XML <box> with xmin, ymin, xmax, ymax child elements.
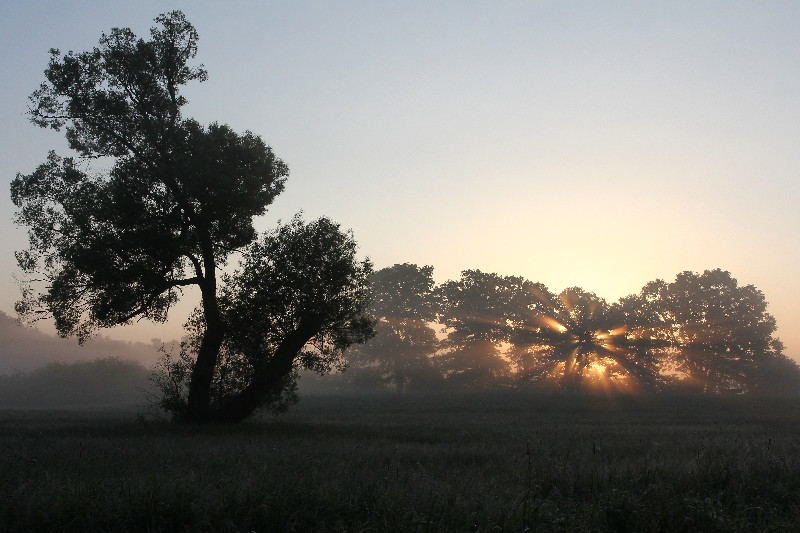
<box><xmin>2</xmin><ymin>394</ymin><xmax>800</xmax><ymax>532</ymax></box>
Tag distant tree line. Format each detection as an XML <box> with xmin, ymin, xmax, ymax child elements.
<box><xmin>0</xmin><ymin>357</ymin><xmax>149</xmax><ymax>408</ymax></box>
<box><xmin>343</xmin><ymin>264</ymin><xmax>800</xmax><ymax>395</ymax></box>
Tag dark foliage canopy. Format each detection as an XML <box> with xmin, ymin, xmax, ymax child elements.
<box><xmin>435</xmin><ymin>270</ymin><xmax>531</xmax><ymax>387</ymax></box>
<box><xmin>220</xmin><ymin>215</ymin><xmax>375</xmax><ymax>378</ymax></box>
<box><xmin>154</xmin><ymin>216</ymin><xmax>375</xmax><ymax>421</ymax></box>
<box><xmin>12</xmin><ymin>11</ymin><xmax>287</xmax><ymax>343</ymax></box>
<box><xmin>620</xmin><ymin>269</ymin><xmax>785</xmax><ymax>393</ymax></box>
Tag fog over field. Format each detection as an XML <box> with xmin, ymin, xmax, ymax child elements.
<box><xmin>0</xmin><ymin>310</ymin><xmax>163</xmax><ymax>374</ymax></box>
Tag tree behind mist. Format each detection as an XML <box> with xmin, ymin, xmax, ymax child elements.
<box><xmin>0</xmin><ymin>357</ymin><xmax>149</xmax><ymax>407</ymax></box>
<box><xmin>508</xmin><ymin>286</ymin><xmax>664</xmax><ymax>393</ymax></box>
<box><xmin>345</xmin><ymin>264</ymin><xmax>441</xmax><ymax>392</ymax></box>
<box><xmin>435</xmin><ymin>270</ymin><xmax>532</xmax><ymax>389</ymax></box>
<box><xmin>630</xmin><ymin>269</ymin><xmax>790</xmax><ymax>393</ymax></box>
<box><xmin>0</xmin><ymin>310</ymin><xmax>163</xmax><ymax>373</ymax></box>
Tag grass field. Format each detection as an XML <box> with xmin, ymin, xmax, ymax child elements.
<box><xmin>2</xmin><ymin>393</ymin><xmax>800</xmax><ymax>532</ymax></box>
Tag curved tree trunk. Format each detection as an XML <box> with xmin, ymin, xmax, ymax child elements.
<box><xmin>185</xmin><ymin>306</ymin><xmax>224</xmax><ymax>422</ymax></box>
<box><xmin>186</xmin><ymin>244</ymin><xmax>224</xmax><ymax>423</ymax></box>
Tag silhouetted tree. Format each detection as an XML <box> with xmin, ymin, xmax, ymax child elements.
<box><xmin>638</xmin><ymin>269</ymin><xmax>787</xmax><ymax>393</ymax></box>
<box><xmin>10</xmin><ymin>12</ymin><xmax>371</xmax><ymax>422</ymax></box>
<box><xmin>346</xmin><ymin>264</ymin><xmax>440</xmax><ymax>392</ymax></box>
<box><xmin>509</xmin><ymin>286</ymin><xmax>664</xmax><ymax>392</ymax></box>
<box><xmin>214</xmin><ymin>217</ymin><xmax>373</xmax><ymax>421</ymax></box>
<box><xmin>151</xmin><ymin>216</ymin><xmax>374</xmax><ymax>421</ymax></box>
<box><xmin>436</xmin><ymin>270</ymin><xmax>526</xmax><ymax>388</ymax></box>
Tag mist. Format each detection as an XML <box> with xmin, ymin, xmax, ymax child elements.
<box><xmin>0</xmin><ymin>357</ymin><xmax>149</xmax><ymax>409</ymax></box>
<box><xmin>0</xmin><ymin>310</ymin><xmax>164</xmax><ymax>374</ymax></box>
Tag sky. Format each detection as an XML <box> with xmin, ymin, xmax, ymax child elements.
<box><xmin>1</xmin><ymin>2</ymin><xmax>799</xmax><ymax>360</ymax></box>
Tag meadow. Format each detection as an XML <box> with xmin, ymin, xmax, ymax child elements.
<box><xmin>2</xmin><ymin>392</ymin><xmax>800</xmax><ymax>532</ymax></box>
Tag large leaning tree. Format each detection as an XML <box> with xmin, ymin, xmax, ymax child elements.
<box><xmin>159</xmin><ymin>216</ymin><xmax>374</xmax><ymax>422</ymax></box>
<box><xmin>10</xmin><ymin>12</ymin><xmax>373</xmax><ymax>422</ymax></box>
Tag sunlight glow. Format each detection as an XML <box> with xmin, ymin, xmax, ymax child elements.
<box><xmin>537</xmin><ymin>315</ymin><xmax>568</xmax><ymax>333</ymax></box>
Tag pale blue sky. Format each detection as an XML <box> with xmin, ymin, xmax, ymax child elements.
<box><xmin>2</xmin><ymin>2</ymin><xmax>799</xmax><ymax>359</ymax></box>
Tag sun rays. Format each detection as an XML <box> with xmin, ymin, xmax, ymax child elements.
<box><xmin>424</xmin><ymin>268</ymin><xmax>785</xmax><ymax>394</ymax></box>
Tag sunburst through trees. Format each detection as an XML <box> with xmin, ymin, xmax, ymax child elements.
<box><xmin>507</xmin><ymin>270</ymin><xmax>791</xmax><ymax>393</ymax></box>
<box><xmin>509</xmin><ymin>287</ymin><xmax>665</xmax><ymax>393</ymax></box>
<box><xmin>346</xmin><ymin>267</ymin><xmax>796</xmax><ymax>394</ymax></box>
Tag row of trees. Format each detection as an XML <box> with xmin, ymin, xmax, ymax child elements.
<box><xmin>345</xmin><ymin>265</ymin><xmax>799</xmax><ymax>395</ymax></box>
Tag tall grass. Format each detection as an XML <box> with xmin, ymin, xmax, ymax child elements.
<box><xmin>2</xmin><ymin>393</ymin><xmax>800</xmax><ymax>531</ymax></box>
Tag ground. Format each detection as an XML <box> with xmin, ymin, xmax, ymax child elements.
<box><xmin>2</xmin><ymin>392</ymin><xmax>800</xmax><ymax>531</ymax></box>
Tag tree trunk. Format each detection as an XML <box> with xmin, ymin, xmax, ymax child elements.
<box><xmin>185</xmin><ymin>307</ymin><xmax>224</xmax><ymax>422</ymax></box>
<box><xmin>186</xmin><ymin>245</ymin><xmax>224</xmax><ymax>423</ymax></box>
<box><xmin>216</xmin><ymin>320</ymin><xmax>320</xmax><ymax>423</ymax></box>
